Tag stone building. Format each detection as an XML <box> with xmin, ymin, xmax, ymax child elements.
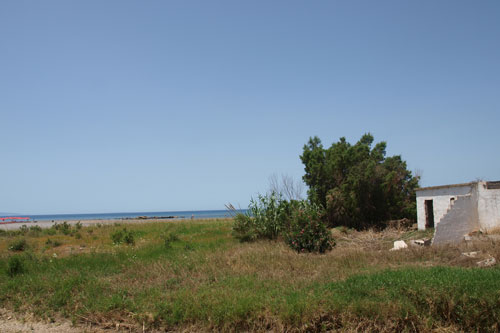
<box><xmin>416</xmin><ymin>181</ymin><xmax>500</xmax><ymax>244</ymax></box>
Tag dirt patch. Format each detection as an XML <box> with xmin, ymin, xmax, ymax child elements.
<box><xmin>0</xmin><ymin>308</ymin><xmax>106</xmax><ymax>333</ymax></box>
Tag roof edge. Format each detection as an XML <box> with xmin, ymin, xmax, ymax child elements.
<box><xmin>416</xmin><ymin>181</ymin><xmax>477</xmax><ymax>192</ymax></box>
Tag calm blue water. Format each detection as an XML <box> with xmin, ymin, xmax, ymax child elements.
<box><xmin>1</xmin><ymin>210</ymin><xmax>246</xmax><ymax>222</ymax></box>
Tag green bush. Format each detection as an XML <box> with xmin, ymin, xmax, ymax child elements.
<box><xmin>232</xmin><ymin>192</ymin><xmax>293</xmax><ymax>242</ymax></box>
<box><xmin>111</xmin><ymin>228</ymin><xmax>135</xmax><ymax>245</ymax></box>
<box><xmin>45</xmin><ymin>238</ymin><xmax>62</xmax><ymax>247</ymax></box>
<box><xmin>52</xmin><ymin>222</ymin><xmax>72</xmax><ymax>235</ymax></box>
<box><xmin>60</xmin><ymin>222</ymin><xmax>71</xmax><ymax>235</ymax></box>
<box><xmin>284</xmin><ymin>203</ymin><xmax>334</xmax><ymax>253</ymax></box>
<box><xmin>249</xmin><ymin>192</ymin><xmax>291</xmax><ymax>239</ymax></box>
<box><xmin>44</xmin><ymin>228</ymin><xmax>57</xmax><ymax>236</ymax></box>
<box><xmin>232</xmin><ymin>213</ymin><xmax>258</xmax><ymax>242</ymax></box>
<box><xmin>124</xmin><ymin>230</ymin><xmax>135</xmax><ymax>245</ymax></box>
<box><xmin>111</xmin><ymin>230</ymin><xmax>124</xmax><ymax>244</ymax></box>
<box><xmin>7</xmin><ymin>256</ymin><xmax>25</xmax><ymax>277</ymax></box>
<box><xmin>232</xmin><ymin>193</ymin><xmax>334</xmax><ymax>253</ymax></box>
<box><xmin>163</xmin><ymin>232</ymin><xmax>179</xmax><ymax>249</ymax></box>
<box><xmin>8</xmin><ymin>238</ymin><xmax>27</xmax><ymax>252</ymax></box>
<box><xmin>28</xmin><ymin>225</ymin><xmax>42</xmax><ymax>236</ymax></box>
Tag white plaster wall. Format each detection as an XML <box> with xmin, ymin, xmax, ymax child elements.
<box><xmin>477</xmin><ymin>182</ymin><xmax>500</xmax><ymax>231</ymax></box>
<box><xmin>432</xmin><ymin>194</ymin><xmax>479</xmax><ymax>245</ymax></box>
<box><xmin>416</xmin><ymin>185</ymin><xmax>473</xmax><ymax>230</ymax></box>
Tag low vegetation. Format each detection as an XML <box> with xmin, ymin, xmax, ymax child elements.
<box><xmin>0</xmin><ymin>219</ymin><xmax>499</xmax><ymax>332</ymax></box>
<box><xmin>232</xmin><ymin>192</ymin><xmax>334</xmax><ymax>253</ymax></box>
<box><xmin>284</xmin><ymin>202</ymin><xmax>333</xmax><ymax>253</ymax></box>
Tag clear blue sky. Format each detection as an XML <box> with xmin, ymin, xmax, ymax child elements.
<box><xmin>1</xmin><ymin>1</ymin><xmax>499</xmax><ymax>214</ymax></box>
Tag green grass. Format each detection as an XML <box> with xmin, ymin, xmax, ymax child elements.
<box><xmin>0</xmin><ymin>219</ymin><xmax>499</xmax><ymax>331</ymax></box>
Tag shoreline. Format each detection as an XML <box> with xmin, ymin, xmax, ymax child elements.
<box><xmin>0</xmin><ymin>217</ymin><xmax>233</xmax><ymax>231</ymax></box>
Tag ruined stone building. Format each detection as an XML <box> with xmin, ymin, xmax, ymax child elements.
<box><xmin>416</xmin><ymin>181</ymin><xmax>500</xmax><ymax>244</ymax></box>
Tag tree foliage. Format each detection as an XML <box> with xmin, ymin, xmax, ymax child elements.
<box><xmin>300</xmin><ymin>133</ymin><xmax>419</xmax><ymax>229</ymax></box>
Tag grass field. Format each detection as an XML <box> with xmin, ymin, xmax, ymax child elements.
<box><xmin>0</xmin><ymin>219</ymin><xmax>499</xmax><ymax>332</ymax></box>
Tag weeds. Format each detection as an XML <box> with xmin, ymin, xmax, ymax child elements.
<box><xmin>232</xmin><ymin>213</ymin><xmax>257</xmax><ymax>242</ymax></box>
<box><xmin>6</xmin><ymin>256</ymin><xmax>25</xmax><ymax>277</ymax></box>
<box><xmin>45</xmin><ymin>228</ymin><xmax>56</xmax><ymax>236</ymax></box>
<box><xmin>111</xmin><ymin>230</ymin><xmax>124</xmax><ymax>244</ymax></box>
<box><xmin>124</xmin><ymin>230</ymin><xmax>135</xmax><ymax>245</ymax></box>
<box><xmin>111</xmin><ymin>228</ymin><xmax>135</xmax><ymax>245</ymax></box>
<box><xmin>45</xmin><ymin>238</ymin><xmax>62</xmax><ymax>247</ymax></box>
<box><xmin>163</xmin><ymin>232</ymin><xmax>179</xmax><ymax>249</ymax></box>
<box><xmin>8</xmin><ymin>238</ymin><xmax>27</xmax><ymax>252</ymax></box>
<box><xmin>0</xmin><ymin>219</ymin><xmax>498</xmax><ymax>332</ymax></box>
<box><xmin>57</xmin><ymin>222</ymin><xmax>71</xmax><ymax>235</ymax></box>
<box><xmin>247</xmin><ymin>192</ymin><xmax>290</xmax><ymax>240</ymax></box>
<box><xmin>233</xmin><ymin>194</ymin><xmax>334</xmax><ymax>253</ymax></box>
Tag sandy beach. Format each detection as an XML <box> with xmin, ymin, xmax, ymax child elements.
<box><xmin>0</xmin><ymin>218</ymin><xmax>189</xmax><ymax>231</ymax></box>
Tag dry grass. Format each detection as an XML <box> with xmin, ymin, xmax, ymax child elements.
<box><xmin>1</xmin><ymin>220</ymin><xmax>500</xmax><ymax>332</ymax></box>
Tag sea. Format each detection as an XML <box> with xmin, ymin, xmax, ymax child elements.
<box><xmin>0</xmin><ymin>210</ymin><xmax>247</xmax><ymax>222</ymax></box>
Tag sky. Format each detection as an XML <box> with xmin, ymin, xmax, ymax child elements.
<box><xmin>1</xmin><ymin>1</ymin><xmax>499</xmax><ymax>214</ymax></box>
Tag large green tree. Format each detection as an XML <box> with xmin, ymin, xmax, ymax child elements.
<box><xmin>300</xmin><ymin>134</ymin><xmax>419</xmax><ymax>229</ymax></box>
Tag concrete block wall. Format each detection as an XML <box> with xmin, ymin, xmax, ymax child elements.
<box><xmin>416</xmin><ymin>184</ymin><xmax>473</xmax><ymax>230</ymax></box>
<box><xmin>477</xmin><ymin>183</ymin><xmax>500</xmax><ymax>231</ymax></box>
<box><xmin>432</xmin><ymin>195</ymin><xmax>479</xmax><ymax>245</ymax></box>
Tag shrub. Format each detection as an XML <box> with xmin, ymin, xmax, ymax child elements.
<box><xmin>111</xmin><ymin>230</ymin><xmax>124</xmax><ymax>244</ymax></box>
<box><xmin>8</xmin><ymin>238</ymin><xmax>27</xmax><ymax>252</ymax></box>
<box><xmin>124</xmin><ymin>230</ymin><xmax>135</xmax><ymax>245</ymax></box>
<box><xmin>74</xmin><ymin>232</ymin><xmax>82</xmax><ymax>240</ymax></box>
<box><xmin>7</xmin><ymin>256</ymin><xmax>25</xmax><ymax>277</ymax></box>
<box><xmin>28</xmin><ymin>225</ymin><xmax>42</xmax><ymax>236</ymax></box>
<box><xmin>45</xmin><ymin>239</ymin><xmax>62</xmax><ymax>247</ymax></box>
<box><xmin>44</xmin><ymin>227</ymin><xmax>57</xmax><ymax>236</ymax></box>
<box><xmin>19</xmin><ymin>225</ymin><xmax>29</xmax><ymax>235</ymax></box>
<box><xmin>233</xmin><ymin>193</ymin><xmax>334</xmax><ymax>253</ymax></box>
<box><xmin>285</xmin><ymin>203</ymin><xmax>334</xmax><ymax>253</ymax></box>
<box><xmin>232</xmin><ymin>192</ymin><xmax>293</xmax><ymax>242</ymax></box>
<box><xmin>232</xmin><ymin>213</ymin><xmax>258</xmax><ymax>242</ymax></box>
<box><xmin>60</xmin><ymin>222</ymin><xmax>71</xmax><ymax>235</ymax></box>
<box><xmin>248</xmin><ymin>192</ymin><xmax>290</xmax><ymax>240</ymax></box>
<box><xmin>75</xmin><ymin>222</ymin><xmax>82</xmax><ymax>230</ymax></box>
<box><xmin>111</xmin><ymin>228</ymin><xmax>135</xmax><ymax>245</ymax></box>
<box><xmin>164</xmin><ymin>232</ymin><xmax>179</xmax><ymax>249</ymax></box>
<box><xmin>53</xmin><ymin>222</ymin><xmax>72</xmax><ymax>235</ymax></box>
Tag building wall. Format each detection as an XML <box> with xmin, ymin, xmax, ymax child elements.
<box><xmin>416</xmin><ymin>185</ymin><xmax>473</xmax><ymax>230</ymax></box>
<box><xmin>432</xmin><ymin>194</ymin><xmax>479</xmax><ymax>245</ymax></box>
<box><xmin>477</xmin><ymin>182</ymin><xmax>500</xmax><ymax>231</ymax></box>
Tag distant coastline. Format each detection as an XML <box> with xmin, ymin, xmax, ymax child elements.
<box><xmin>0</xmin><ymin>209</ymin><xmax>246</xmax><ymax>222</ymax></box>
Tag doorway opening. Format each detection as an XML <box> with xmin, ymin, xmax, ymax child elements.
<box><xmin>425</xmin><ymin>200</ymin><xmax>434</xmax><ymax>228</ymax></box>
